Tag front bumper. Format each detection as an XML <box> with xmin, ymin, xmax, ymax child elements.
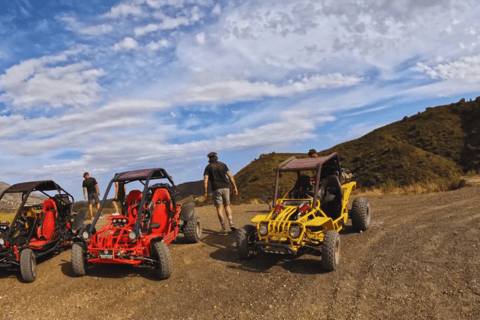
<box><xmin>254</xmin><ymin>241</ymin><xmax>297</xmax><ymax>256</ymax></box>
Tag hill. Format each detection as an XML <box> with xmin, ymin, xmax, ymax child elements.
<box><xmin>227</xmin><ymin>98</ymin><xmax>480</xmax><ymax>204</ymax></box>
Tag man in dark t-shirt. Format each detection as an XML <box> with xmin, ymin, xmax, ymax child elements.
<box><xmin>203</xmin><ymin>152</ymin><xmax>238</xmax><ymax>235</ymax></box>
<box><xmin>82</xmin><ymin>172</ymin><xmax>101</xmax><ymax>219</ymax></box>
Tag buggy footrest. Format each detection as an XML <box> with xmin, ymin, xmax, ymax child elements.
<box><xmin>254</xmin><ymin>242</ymin><xmax>297</xmax><ymax>256</ymax></box>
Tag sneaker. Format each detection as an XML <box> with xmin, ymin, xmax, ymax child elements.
<box><xmin>218</xmin><ymin>228</ymin><xmax>228</xmax><ymax>236</ymax></box>
<box><xmin>230</xmin><ymin>225</ymin><xmax>237</xmax><ymax>231</ymax></box>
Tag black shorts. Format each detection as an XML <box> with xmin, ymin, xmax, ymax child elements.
<box><xmin>88</xmin><ymin>192</ymin><xmax>100</xmax><ymax>205</ymax></box>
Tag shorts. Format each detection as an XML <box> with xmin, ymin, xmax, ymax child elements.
<box><xmin>213</xmin><ymin>188</ymin><xmax>230</xmax><ymax>207</ymax></box>
<box><xmin>88</xmin><ymin>192</ymin><xmax>100</xmax><ymax>205</ymax></box>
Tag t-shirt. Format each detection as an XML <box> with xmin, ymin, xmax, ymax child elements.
<box><xmin>82</xmin><ymin>177</ymin><xmax>98</xmax><ymax>194</ymax></box>
<box><xmin>204</xmin><ymin>162</ymin><xmax>230</xmax><ymax>191</ymax></box>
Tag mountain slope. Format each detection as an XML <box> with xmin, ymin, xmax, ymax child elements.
<box><xmin>230</xmin><ymin>98</ymin><xmax>480</xmax><ymax>204</ymax></box>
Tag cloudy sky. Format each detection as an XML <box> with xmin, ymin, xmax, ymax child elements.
<box><xmin>1</xmin><ymin>0</ymin><xmax>480</xmax><ymax>200</ymax></box>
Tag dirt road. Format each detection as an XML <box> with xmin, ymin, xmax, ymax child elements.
<box><xmin>1</xmin><ymin>184</ymin><xmax>480</xmax><ymax>319</ymax></box>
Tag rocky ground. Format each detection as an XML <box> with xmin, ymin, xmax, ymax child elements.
<box><xmin>1</xmin><ymin>180</ymin><xmax>480</xmax><ymax>319</ymax></box>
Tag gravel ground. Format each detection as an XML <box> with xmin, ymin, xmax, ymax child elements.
<box><xmin>1</xmin><ymin>182</ymin><xmax>480</xmax><ymax>319</ymax></box>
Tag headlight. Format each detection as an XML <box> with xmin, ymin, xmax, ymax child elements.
<box><xmin>122</xmin><ymin>219</ymin><xmax>127</xmax><ymax>223</ymax></box>
<box><xmin>0</xmin><ymin>238</ymin><xmax>4</xmax><ymax>246</ymax></box>
<box><xmin>289</xmin><ymin>225</ymin><xmax>301</xmax><ymax>238</ymax></box>
<box><xmin>259</xmin><ymin>224</ymin><xmax>268</xmax><ymax>236</ymax></box>
<box><xmin>129</xmin><ymin>231</ymin><xmax>136</xmax><ymax>240</ymax></box>
<box><xmin>82</xmin><ymin>230</ymin><xmax>90</xmax><ymax>240</ymax></box>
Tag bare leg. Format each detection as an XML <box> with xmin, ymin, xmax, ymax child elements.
<box><xmin>96</xmin><ymin>203</ymin><xmax>101</xmax><ymax>217</ymax></box>
<box><xmin>225</xmin><ymin>204</ymin><xmax>235</xmax><ymax>228</ymax></box>
<box><xmin>216</xmin><ymin>206</ymin><xmax>227</xmax><ymax>230</ymax></box>
<box><xmin>88</xmin><ymin>204</ymin><xmax>93</xmax><ymax>219</ymax></box>
<box><xmin>113</xmin><ymin>201</ymin><xmax>119</xmax><ymax>213</ymax></box>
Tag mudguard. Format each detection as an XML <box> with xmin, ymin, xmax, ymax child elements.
<box><xmin>180</xmin><ymin>202</ymin><xmax>195</xmax><ymax>221</ymax></box>
<box><xmin>72</xmin><ymin>211</ymin><xmax>87</xmax><ymax>232</ymax></box>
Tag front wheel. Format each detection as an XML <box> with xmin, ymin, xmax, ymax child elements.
<box><xmin>20</xmin><ymin>248</ymin><xmax>37</xmax><ymax>282</ymax></box>
<box><xmin>153</xmin><ymin>242</ymin><xmax>173</xmax><ymax>280</ymax></box>
<box><xmin>322</xmin><ymin>231</ymin><xmax>340</xmax><ymax>271</ymax></box>
<box><xmin>183</xmin><ymin>214</ymin><xmax>202</xmax><ymax>243</ymax></box>
<box><xmin>236</xmin><ymin>225</ymin><xmax>258</xmax><ymax>260</ymax></box>
<box><xmin>71</xmin><ymin>242</ymin><xmax>87</xmax><ymax>276</ymax></box>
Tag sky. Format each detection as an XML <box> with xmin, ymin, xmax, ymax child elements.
<box><xmin>1</xmin><ymin>0</ymin><xmax>480</xmax><ymax>200</ymax></box>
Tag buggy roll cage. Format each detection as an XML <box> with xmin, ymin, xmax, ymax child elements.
<box><xmin>89</xmin><ymin>168</ymin><xmax>176</xmax><ymax>237</ymax></box>
<box><xmin>0</xmin><ymin>180</ymin><xmax>74</xmax><ymax>239</ymax></box>
<box><xmin>273</xmin><ymin>153</ymin><xmax>342</xmax><ymax>206</ymax></box>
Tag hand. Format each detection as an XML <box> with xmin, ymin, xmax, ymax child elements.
<box><xmin>234</xmin><ymin>188</ymin><xmax>238</xmax><ymax>196</ymax></box>
<box><xmin>84</xmin><ymin>195</ymin><xmax>86</xmax><ymax>200</ymax></box>
<box><xmin>98</xmin><ymin>193</ymin><xmax>101</xmax><ymax>197</ymax></box>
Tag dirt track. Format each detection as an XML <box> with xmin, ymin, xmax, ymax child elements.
<box><xmin>1</xmin><ymin>183</ymin><xmax>480</xmax><ymax>319</ymax></box>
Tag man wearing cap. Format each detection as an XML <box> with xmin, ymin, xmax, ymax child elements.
<box><xmin>82</xmin><ymin>172</ymin><xmax>101</xmax><ymax>219</ymax></box>
<box><xmin>203</xmin><ymin>152</ymin><xmax>239</xmax><ymax>235</ymax></box>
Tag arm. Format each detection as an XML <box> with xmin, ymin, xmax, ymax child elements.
<box><xmin>83</xmin><ymin>187</ymin><xmax>87</xmax><ymax>200</ymax></box>
<box><xmin>115</xmin><ymin>182</ymin><xmax>119</xmax><ymax>199</ymax></box>
<box><xmin>203</xmin><ymin>175</ymin><xmax>209</xmax><ymax>199</ymax></box>
<box><xmin>96</xmin><ymin>184</ymin><xmax>100</xmax><ymax>197</ymax></box>
<box><xmin>226</xmin><ymin>171</ymin><xmax>238</xmax><ymax>195</ymax></box>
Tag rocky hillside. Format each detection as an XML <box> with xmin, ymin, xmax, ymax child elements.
<box><xmin>228</xmin><ymin>98</ymin><xmax>480</xmax><ymax>204</ymax></box>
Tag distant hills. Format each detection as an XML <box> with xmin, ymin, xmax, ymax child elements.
<box><xmin>227</xmin><ymin>97</ymin><xmax>480</xmax><ymax>204</ymax></box>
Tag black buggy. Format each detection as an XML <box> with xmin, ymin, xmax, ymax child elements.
<box><xmin>0</xmin><ymin>180</ymin><xmax>82</xmax><ymax>282</ymax></box>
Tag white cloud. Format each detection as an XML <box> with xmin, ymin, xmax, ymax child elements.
<box><xmin>104</xmin><ymin>3</ymin><xmax>143</xmax><ymax>19</ymax></box>
<box><xmin>146</xmin><ymin>39</ymin><xmax>171</xmax><ymax>51</ymax></box>
<box><xmin>196</xmin><ymin>32</ymin><xmax>205</xmax><ymax>45</ymax></box>
<box><xmin>179</xmin><ymin>73</ymin><xmax>362</xmax><ymax>103</ymax></box>
<box><xmin>212</xmin><ymin>4</ymin><xmax>221</xmax><ymax>15</ymax></box>
<box><xmin>79</xmin><ymin>24</ymin><xmax>114</xmax><ymax>36</ymax></box>
<box><xmin>0</xmin><ymin>50</ymin><xmax>104</xmax><ymax>109</ymax></box>
<box><xmin>412</xmin><ymin>54</ymin><xmax>480</xmax><ymax>82</ymax></box>
<box><xmin>113</xmin><ymin>37</ymin><xmax>139</xmax><ymax>51</ymax></box>
<box><xmin>134</xmin><ymin>16</ymin><xmax>190</xmax><ymax>36</ymax></box>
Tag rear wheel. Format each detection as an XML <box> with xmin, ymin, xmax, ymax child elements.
<box><xmin>350</xmin><ymin>198</ymin><xmax>371</xmax><ymax>232</ymax></box>
<box><xmin>20</xmin><ymin>248</ymin><xmax>37</xmax><ymax>282</ymax></box>
<box><xmin>153</xmin><ymin>242</ymin><xmax>173</xmax><ymax>280</ymax></box>
<box><xmin>236</xmin><ymin>225</ymin><xmax>258</xmax><ymax>260</ymax></box>
<box><xmin>71</xmin><ymin>242</ymin><xmax>87</xmax><ymax>276</ymax></box>
<box><xmin>183</xmin><ymin>214</ymin><xmax>202</xmax><ymax>243</ymax></box>
<box><xmin>322</xmin><ymin>231</ymin><xmax>340</xmax><ymax>271</ymax></box>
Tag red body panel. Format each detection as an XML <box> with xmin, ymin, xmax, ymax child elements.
<box><xmin>85</xmin><ymin>190</ymin><xmax>182</xmax><ymax>265</ymax></box>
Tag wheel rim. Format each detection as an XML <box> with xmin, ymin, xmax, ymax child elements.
<box><xmin>365</xmin><ymin>205</ymin><xmax>371</xmax><ymax>226</ymax></box>
<box><xmin>195</xmin><ymin>220</ymin><xmax>201</xmax><ymax>237</ymax></box>
<box><xmin>334</xmin><ymin>237</ymin><xmax>340</xmax><ymax>265</ymax></box>
<box><xmin>31</xmin><ymin>254</ymin><xmax>36</xmax><ymax>278</ymax></box>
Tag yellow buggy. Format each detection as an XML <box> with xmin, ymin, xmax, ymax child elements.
<box><xmin>236</xmin><ymin>153</ymin><xmax>371</xmax><ymax>271</ymax></box>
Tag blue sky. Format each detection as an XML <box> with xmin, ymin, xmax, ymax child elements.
<box><xmin>1</xmin><ymin>0</ymin><xmax>480</xmax><ymax>200</ymax></box>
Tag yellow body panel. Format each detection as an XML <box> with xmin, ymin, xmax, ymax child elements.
<box><xmin>251</xmin><ymin>181</ymin><xmax>356</xmax><ymax>253</ymax></box>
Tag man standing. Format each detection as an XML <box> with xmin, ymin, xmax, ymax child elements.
<box><xmin>112</xmin><ymin>181</ymin><xmax>126</xmax><ymax>214</ymax></box>
<box><xmin>82</xmin><ymin>172</ymin><xmax>101</xmax><ymax>219</ymax></box>
<box><xmin>203</xmin><ymin>152</ymin><xmax>238</xmax><ymax>235</ymax></box>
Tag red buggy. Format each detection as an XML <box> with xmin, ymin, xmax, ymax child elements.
<box><xmin>71</xmin><ymin>168</ymin><xmax>202</xmax><ymax>279</ymax></box>
<box><xmin>0</xmin><ymin>180</ymin><xmax>79</xmax><ymax>282</ymax></box>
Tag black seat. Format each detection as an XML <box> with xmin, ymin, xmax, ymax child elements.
<box><xmin>318</xmin><ymin>175</ymin><xmax>343</xmax><ymax>220</ymax></box>
<box><xmin>289</xmin><ymin>175</ymin><xmax>314</xmax><ymax>199</ymax></box>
